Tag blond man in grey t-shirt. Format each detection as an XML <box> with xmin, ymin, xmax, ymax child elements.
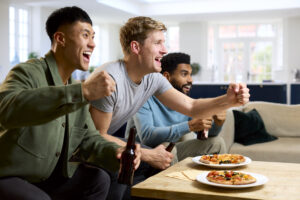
<box><xmin>90</xmin><ymin>16</ymin><xmax>249</xmax><ymax>171</ymax></box>
<box><xmin>89</xmin><ymin>18</ymin><xmax>249</xmax><ymax>199</ymax></box>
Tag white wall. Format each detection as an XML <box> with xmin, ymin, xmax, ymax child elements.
<box><xmin>179</xmin><ymin>21</ymin><xmax>210</xmax><ymax>82</ymax></box>
<box><xmin>0</xmin><ymin>1</ymin><xmax>10</xmax><ymax>82</ymax></box>
<box><xmin>106</xmin><ymin>24</ymin><xmax>123</xmax><ymax>62</ymax></box>
<box><xmin>39</xmin><ymin>7</ymin><xmax>54</xmax><ymax>56</ymax></box>
<box><xmin>283</xmin><ymin>16</ymin><xmax>300</xmax><ymax>82</ymax></box>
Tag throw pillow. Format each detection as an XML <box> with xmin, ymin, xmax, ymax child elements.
<box><xmin>233</xmin><ymin>109</ymin><xmax>278</xmax><ymax>146</ymax></box>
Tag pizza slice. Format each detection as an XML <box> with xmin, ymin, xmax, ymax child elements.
<box><xmin>200</xmin><ymin>154</ymin><xmax>246</xmax><ymax>165</ymax></box>
<box><xmin>206</xmin><ymin>170</ymin><xmax>256</xmax><ymax>185</ymax></box>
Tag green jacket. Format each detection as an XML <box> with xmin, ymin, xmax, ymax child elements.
<box><xmin>0</xmin><ymin>51</ymin><xmax>120</xmax><ymax>183</ymax></box>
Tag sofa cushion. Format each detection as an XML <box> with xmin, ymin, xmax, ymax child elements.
<box><xmin>243</xmin><ymin>102</ymin><xmax>300</xmax><ymax>137</ymax></box>
<box><xmin>233</xmin><ymin>109</ymin><xmax>278</xmax><ymax>145</ymax></box>
<box><xmin>229</xmin><ymin>137</ymin><xmax>300</xmax><ymax>163</ymax></box>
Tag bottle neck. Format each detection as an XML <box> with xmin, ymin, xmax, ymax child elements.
<box><xmin>126</xmin><ymin>127</ymin><xmax>136</xmax><ymax>148</ymax></box>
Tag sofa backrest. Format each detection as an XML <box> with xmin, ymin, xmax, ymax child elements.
<box><xmin>242</xmin><ymin>101</ymin><xmax>300</xmax><ymax>137</ymax></box>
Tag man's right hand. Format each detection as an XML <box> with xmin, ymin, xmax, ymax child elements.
<box><xmin>188</xmin><ymin>118</ymin><xmax>212</xmax><ymax>132</ymax></box>
<box><xmin>141</xmin><ymin>145</ymin><xmax>173</xmax><ymax>170</ymax></box>
<box><xmin>82</xmin><ymin>70</ymin><xmax>116</xmax><ymax>101</ymax></box>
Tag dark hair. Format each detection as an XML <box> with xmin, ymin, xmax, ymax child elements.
<box><xmin>161</xmin><ymin>52</ymin><xmax>190</xmax><ymax>74</ymax></box>
<box><xmin>46</xmin><ymin>6</ymin><xmax>92</xmax><ymax>43</ymax></box>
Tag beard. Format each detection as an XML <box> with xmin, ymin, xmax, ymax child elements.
<box><xmin>170</xmin><ymin>79</ymin><xmax>192</xmax><ymax>96</ymax></box>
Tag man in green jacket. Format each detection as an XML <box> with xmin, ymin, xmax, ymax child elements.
<box><xmin>0</xmin><ymin>6</ymin><xmax>140</xmax><ymax>200</ymax></box>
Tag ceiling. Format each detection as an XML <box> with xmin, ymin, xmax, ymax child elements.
<box><xmin>7</xmin><ymin>0</ymin><xmax>300</xmax><ymax>23</ymax></box>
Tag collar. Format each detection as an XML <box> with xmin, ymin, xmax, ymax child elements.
<box><xmin>44</xmin><ymin>50</ymin><xmax>65</xmax><ymax>86</ymax></box>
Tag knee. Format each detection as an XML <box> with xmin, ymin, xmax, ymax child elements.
<box><xmin>211</xmin><ymin>136</ymin><xmax>227</xmax><ymax>153</ymax></box>
<box><xmin>94</xmin><ymin>168</ymin><xmax>111</xmax><ymax>192</ymax></box>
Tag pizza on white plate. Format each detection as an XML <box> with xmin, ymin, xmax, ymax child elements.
<box><xmin>206</xmin><ymin>170</ymin><xmax>256</xmax><ymax>185</ymax></box>
<box><xmin>200</xmin><ymin>154</ymin><xmax>246</xmax><ymax>165</ymax></box>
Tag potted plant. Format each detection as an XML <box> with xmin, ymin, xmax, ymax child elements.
<box><xmin>191</xmin><ymin>62</ymin><xmax>201</xmax><ymax>75</ymax></box>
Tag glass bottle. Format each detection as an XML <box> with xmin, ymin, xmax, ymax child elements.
<box><xmin>118</xmin><ymin>127</ymin><xmax>136</xmax><ymax>185</ymax></box>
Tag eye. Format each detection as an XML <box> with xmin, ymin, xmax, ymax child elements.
<box><xmin>83</xmin><ymin>33</ymin><xmax>89</xmax><ymax>38</ymax></box>
<box><xmin>181</xmin><ymin>72</ymin><xmax>188</xmax><ymax>77</ymax></box>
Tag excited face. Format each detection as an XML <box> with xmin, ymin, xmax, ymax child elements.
<box><xmin>61</xmin><ymin>21</ymin><xmax>95</xmax><ymax>71</ymax></box>
<box><xmin>138</xmin><ymin>30</ymin><xmax>168</xmax><ymax>74</ymax></box>
<box><xmin>169</xmin><ymin>63</ymin><xmax>193</xmax><ymax>95</ymax></box>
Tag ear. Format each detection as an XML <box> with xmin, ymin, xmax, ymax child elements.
<box><xmin>130</xmin><ymin>41</ymin><xmax>140</xmax><ymax>55</ymax></box>
<box><xmin>53</xmin><ymin>32</ymin><xmax>65</xmax><ymax>47</ymax></box>
<box><xmin>162</xmin><ymin>71</ymin><xmax>171</xmax><ymax>81</ymax></box>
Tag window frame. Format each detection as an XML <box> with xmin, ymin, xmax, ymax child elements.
<box><xmin>9</xmin><ymin>4</ymin><xmax>31</xmax><ymax>66</ymax></box>
<box><xmin>208</xmin><ymin>20</ymin><xmax>282</xmax><ymax>83</ymax></box>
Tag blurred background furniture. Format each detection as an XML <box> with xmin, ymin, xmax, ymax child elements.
<box><xmin>219</xmin><ymin>101</ymin><xmax>300</xmax><ymax>163</ymax></box>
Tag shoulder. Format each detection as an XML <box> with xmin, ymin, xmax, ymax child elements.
<box><xmin>11</xmin><ymin>58</ymin><xmax>46</xmax><ymax>77</ymax></box>
<box><xmin>94</xmin><ymin>60</ymin><xmax>124</xmax><ymax>81</ymax></box>
<box><xmin>146</xmin><ymin>72</ymin><xmax>164</xmax><ymax>80</ymax></box>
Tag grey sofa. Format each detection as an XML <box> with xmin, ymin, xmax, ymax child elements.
<box><xmin>219</xmin><ymin>101</ymin><xmax>300</xmax><ymax>163</ymax></box>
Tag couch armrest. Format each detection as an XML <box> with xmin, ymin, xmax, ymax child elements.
<box><xmin>218</xmin><ymin>107</ymin><xmax>241</xmax><ymax>153</ymax></box>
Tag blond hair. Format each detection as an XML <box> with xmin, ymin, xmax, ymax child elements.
<box><xmin>120</xmin><ymin>16</ymin><xmax>167</xmax><ymax>55</ymax></box>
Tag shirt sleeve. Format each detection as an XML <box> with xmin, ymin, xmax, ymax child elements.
<box><xmin>0</xmin><ymin>64</ymin><xmax>87</xmax><ymax>129</ymax></box>
<box><xmin>153</xmin><ymin>73</ymin><xmax>172</xmax><ymax>96</ymax></box>
<box><xmin>89</xmin><ymin>91</ymin><xmax>116</xmax><ymax>113</ymax></box>
<box><xmin>133</xmin><ymin>101</ymin><xmax>190</xmax><ymax>148</ymax></box>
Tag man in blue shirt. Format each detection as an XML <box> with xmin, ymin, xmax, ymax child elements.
<box><xmin>126</xmin><ymin>52</ymin><xmax>226</xmax><ymax>164</ymax></box>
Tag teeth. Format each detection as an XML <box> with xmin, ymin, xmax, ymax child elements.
<box><xmin>83</xmin><ymin>51</ymin><xmax>92</xmax><ymax>55</ymax></box>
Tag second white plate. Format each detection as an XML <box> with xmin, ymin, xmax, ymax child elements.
<box><xmin>192</xmin><ymin>155</ymin><xmax>252</xmax><ymax>169</ymax></box>
<box><xmin>196</xmin><ymin>171</ymin><xmax>268</xmax><ymax>188</ymax></box>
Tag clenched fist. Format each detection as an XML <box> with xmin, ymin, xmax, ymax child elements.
<box><xmin>226</xmin><ymin>83</ymin><xmax>250</xmax><ymax>107</ymax></box>
<box><xmin>82</xmin><ymin>70</ymin><xmax>116</xmax><ymax>101</ymax></box>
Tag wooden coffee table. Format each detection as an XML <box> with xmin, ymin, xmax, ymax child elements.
<box><xmin>132</xmin><ymin>157</ymin><xmax>300</xmax><ymax>200</ymax></box>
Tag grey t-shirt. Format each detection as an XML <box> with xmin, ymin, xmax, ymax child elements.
<box><xmin>90</xmin><ymin>60</ymin><xmax>172</xmax><ymax>134</ymax></box>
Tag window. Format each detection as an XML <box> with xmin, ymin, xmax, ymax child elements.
<box><xmin>165</xmin><ymin>26</ymin><xmax>179</xmax><ymax>53</ymax></box>
<box><xmin>9</xmin><ymin>6</ymin><xmax>30</xmax><ymax>66</ymax></box>
<box><xmin>208</xmin><ymin>22</ymin><xmax>282</xmax><ymax>83</ymax></box>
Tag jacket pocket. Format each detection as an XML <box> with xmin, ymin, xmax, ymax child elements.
<box><xmin>17</xmin><ymin>119</ymin><xmax>61</xmax><ymax>158</ymax></box>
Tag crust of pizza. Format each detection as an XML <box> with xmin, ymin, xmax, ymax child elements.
<box><xmin>206</xmin><ymin>171</ymin><xmax>256</xmax><ymax>185</ymax></box>
<box><xmin>200</xmin><ymin>154</ymin><xmax>246</xmax><ymax>165</ymax></box>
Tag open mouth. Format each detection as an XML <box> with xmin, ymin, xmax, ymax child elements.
<box><xmin>83</xmin><ymin>51</ymin><xmax>92</xmax><ymax>62</ymax></box>
<box><xmin>183</xmin><ymin>84</ymin><xmax>192</xmax><ymax>92</ymax></box>
<box><xmin>155</xmin><ymin>57</ymin><xmax>162</xmax><ymax>63</ymax></box>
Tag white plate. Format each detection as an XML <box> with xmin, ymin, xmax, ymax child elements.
<box><xmin>196</xmin><ymin>171</ymin><xmax>268</xmax><ymax>188</ymax></box>
<box><xmin>192</xmin><ymin>155</ymin><xmax>252</xmax><ymax>169</ymax></box>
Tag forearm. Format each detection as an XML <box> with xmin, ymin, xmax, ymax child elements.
<box><xmin>0</xmin><ymin>83</ymin><xmax>86</xmax><ymax>129</ymax></box>
<box><xmin>189</xmin><ymin>95</ymin><xmax>231</xmax><ymax>119</ymax></box>
<box><xmin>139</xmin><ymin>123</ymin><xmax>190</xmax><ymax>147</ymax></box>
<box><xmin>78</xmin><ymin>133</ymin><xmax>121</xmax><ymax>172</ymax></box>
<box><xmin>102</xmin><ymin>133</ymin><xmax>127</xmax><ymax>146</ymax></box>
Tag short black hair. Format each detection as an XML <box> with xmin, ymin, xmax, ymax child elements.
<box><xmin>161</xmin><ymin>52</ymin><xmax>190</xmax><ymax>74</ymax></box>
<box><xmin>46</xmin><ymin>6</ymin><xmax>92</xmax><ymax>43</ymax></box>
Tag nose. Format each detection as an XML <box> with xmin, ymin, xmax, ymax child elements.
<box><xmin>89</xmin><ymin>37</ymin><xmax>96</xmax><ymax>50</ymax></box>
<box><xmin>188</xmin><ymin>75</ymin><xmax>193</xmax><ymax>83</ymax></box>
<box><xmin>161</xmin><ymin>43</ymin><xmax>168</xmax><ymax>55</ymax></box>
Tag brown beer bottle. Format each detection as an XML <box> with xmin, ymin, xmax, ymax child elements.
<box><xmin>196</xmin><ymin>130</ymin><xmax>204</xmax><ymax>140</ymax></box>
<box><xmin>118</xmin><ymin>127</ymin><xmax>136</xmax><ymax>185</ymax></box>
<box><xmin>165</xmin><ymin>142</ymin><xmax>175</xmax><ymax>152</ymax></box>
<box><xmin>196</xmin><ymin>130</ymin><xmax>209</xmax><ymax>140</ymax></box>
